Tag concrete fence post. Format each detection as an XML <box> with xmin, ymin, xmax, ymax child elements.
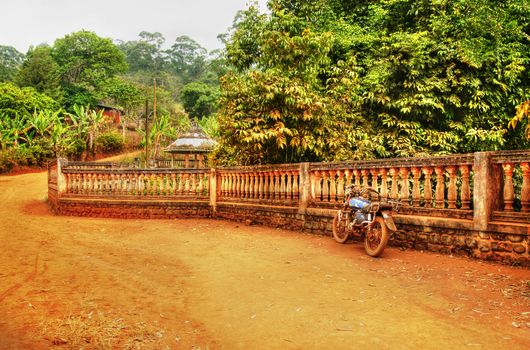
<box><xmin>298</xmin><ymin>162</ymin><xmax>311</xmax><ymax>214</ymax></box>
<box><xmin>473</xmin><ymin>152</ymin><xmax>502</xmax><ymax>231</ymax></box>
<box><xmin>209</xmin><ymin>168</ymin><xmax>217</xmax><ymax>214</ymax></box>
<box><xmin>57</xmin><ymin>158</ymin><xmax>67</xmax><ymax>196</ymax></box>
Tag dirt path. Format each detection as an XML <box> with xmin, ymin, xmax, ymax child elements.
<box><xmin>0</xmin><ymin>171</ymin><xmax>529</xmax><ymax>349</ymax></box>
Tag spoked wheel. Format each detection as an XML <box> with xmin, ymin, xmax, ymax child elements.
<box><xmin>364</xmin><ymin>216</ymin><xmax>389</xmax><ymax>257</ymax></box>
<box><xmin>332</xmin><ymin>211</ymin><xmax>350</xmax><ymax>243</ymax></box>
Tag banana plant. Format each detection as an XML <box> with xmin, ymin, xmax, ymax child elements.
<box><xmin>66</xmin><ymin>105</ymin><xmax>105</xmax><ymax>158</ymax></box>
<box><xmin>0</xmin><ymin>113</ymin><xmax>32</xmax><ymax>149</ymax></box>
<box><xmin>27</xmin><ymin>109</ymin><xmax>61</xmax><ymax>138</ymax></box>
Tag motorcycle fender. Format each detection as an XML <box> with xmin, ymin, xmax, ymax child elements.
<box><xmin>381</xmin><ymin>211</ymin><xmax>397</xmax><ymax>231</ymax></box>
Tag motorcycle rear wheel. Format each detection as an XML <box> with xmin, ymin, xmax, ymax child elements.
<box><xmin>332</xmin><ymin>211</ymin><xmax>350</xmax><ymax>243</ymax></box>
<box><xmin>364</xmin><ymin>216</ymin><xmax>389</xmax><ymax>257</ymax></box>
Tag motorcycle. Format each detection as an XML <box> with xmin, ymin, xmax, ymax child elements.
<box><xmin>332</xmin><ymin>185</ymin><xmax>402</xmax><ymax>257</ymax></box>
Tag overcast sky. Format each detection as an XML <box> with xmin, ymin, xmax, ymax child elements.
<box><xmin>0</xmin><ymin>0</ymin><xmax>268</xmax><ymax>53</ymax></box>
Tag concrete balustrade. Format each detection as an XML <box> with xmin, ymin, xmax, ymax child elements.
<box><xmin>47</xmin><ymin>151</ymin><xmax>530</xmax><ymax>266</ymax></box>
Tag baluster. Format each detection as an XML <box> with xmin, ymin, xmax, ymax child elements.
<box><xmin>225</xmin><ymin>174</ymin><xmax>231</xmax><ymax>197</ymax></box>
<box><xmin>136</xmin><ymin>173</ymin><xmax>142</xmax><ymax>195</ymax></box>
<box><xmin>286</xmin><ymin>172</ymin><xmax>293</xmax><ymax>201</ymax></box>
<box><xmin>434</xmin><ymin>166</ymin><xmax>445</xmax><ymax>208</ymax></box>
<box><xmin>279</xmin><ymin>172</ymin><xmax>286</xmax><ymax>200</ymax></box>
<box><xmin>252</xmin><ymin>172</ymin><xmax>259</xmax><ymax>199</ymax></box>
<box><xmin>171</xmin><ymin>173</ymin><xmax>177</xmax><ymax>196</ymax></box>
<box><xmin>321</xmin><ymin>171</ymin><xmax>329</xmax><ymax>202</ymax></box>
<box><xmin>446</xmin><ymin>166</ymin><xmax>457</xmax><ymax>209</ymax></box>
<box><xmin>521</xmin><ymin>163</ymin><xmax>530</xmax><ymax>212</ymax></box>
<box><xmin>80</xmin><ymin>173</ymin><xmax>87</xmax><ymax>194</ymax></box>
<box><xmin>191</xmin><ymin>173</ymin><xmax>197</xmax><ymax>195</ymax></box>
<box><xmin>274</xmin><ymin>171</ymin><xmax>281</xmax><ymax>200</ymax></box>
<box><xmin>389</xmin><ymin>168</ymin><xmax>399</xmax><ymax>200</ymax></box>
<box><xmin>266</xmin><ymin>172</ymin><xmax>273</xmax><ymax>200</ymax></box>
<box><xmin>248</xmin><ymin>173</ymin><xmax>254</xmax><ymax>199</ymax></box>
<box><xmin>361</xmin><ymin>169</ymin><xmax>369</xmax><ymax>189</ymax></box>
<box><xmin>354</xmin><ymin>169</ymin><xmax>361</xmax><ymax>187</ymax></box>
<box><xmin>244</xmin><ymin>173</ymin><xmax>250</xmax><ymax>199</ymax></box>
<box><xmin>459</xmin><ymin>165</ymin><xmax>470</xmax><ymax>210</ymax></box>
<box><xmin>239</xmin><ymin>173</ymin><xmax>245</xmax><ymax>198</ymax></box>
<box><xmin>198</xmin><ymin>173</ymin><xmax>204</xmax><ymax>195</ymax></box>
<box><xmin>238</xmin><ymin>173</ymin><xmax>243</xmax><ymax>198</ymax></box>
<box><xmin>240</xmin><ymin>173</ymin><xmax>245</xmax><ymax>198</ymax></box>
<box><xmin>111</xmin><ymin>173</ymin><xmax>116</xmax><ymax>195</ymax></box>
<box><xmin>131</xmin><ymin>173</ymin><xmax>136</xmax><ymax>195</ymax></box>
<box><xmin>422</xmin><ymin>167</ymin><xmax>433</xmax><ymax>208</ymax></box>
<box><xmin>329</xmin><ymin>170</ymin><xmax>337</xmax><ymax>202</ymax></box>
<box><xmin>227</xmin><ymin>173</ymin><xmax>231</xmax><ymax>198</ymax></box>
<box><xmin>370</xmin><ymin>169</ymin><xmax>379</xmax><ymax>193</ymax></box>
<box><xmin>399</xmin><ymin>168</ymin><xmax>410</xmax><ymax>202</ymax></box>
<box><xmin>233</xmin><ymin>174</ymin><xmax>239</xmax><ymax>197</ymax></box>
<box><xmin>502</xmin><ymin>163</ymin><xmax>515</xmax><ymax>211</ymax></box>
<box><xmin>411</xmin><ymin>167</ymin><xmax>421</xmax><ymax>207</ymax></box>
<box><xmin>289</xmin><ymin>171</ymin><xmax>297</xmax><ymax>201</ymax></box>
<box><xmin>258</xmin><ymin>173</ymin><xmax>264</xmax><ymax>199</ymax></box>
<box><xmin>312</xmin><ymin>171</ymin><xmax>321</xmax><ymax>201</ymax></box>
<box><xmin>95</xmin><ymin>173</ymin><xmax>100</xmax><ymax>195</ymax></box>
<box><xmin>184</xmin><ymin>173</ymin><xmax>191</xmax><ymax>194</ymax></box>
<box><xmin>380</xmin><ymin>169</ymin><xmax>388</xmax><ymax>199</ymax></box>
<box><xmin>337</xmin><ymin>170</ymin><xmax>345</xmax><ymax>202</ymax></box>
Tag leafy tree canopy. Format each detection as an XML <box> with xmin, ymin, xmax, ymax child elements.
<box><xmin>0</xmin><ymin>81</ymin><xmax>58</xmax><ymax>115</ymax></box>
<box><xmin>16</xmin><ymin>45</ymin><xmax>63</xmax><ymax>102</ymax></box>
<box><xmin>217</xmin><ymin>0</ymin><xmax>530</xmax><ymax>164</ymax></box>
<box><xmin>51</xmin><ymin>30</ymin><xmax>128</xmax><ymax>107</ymax></box>
<box><xmin>0</xmin><ymin>45</ymin><xmax>24</xmax><ymax>82</ymax></box>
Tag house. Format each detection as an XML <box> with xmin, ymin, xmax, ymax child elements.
<box><xmin>96</xmin><ymin>104</ymin><xmax>124</xmax><ymax>125</ymax></box>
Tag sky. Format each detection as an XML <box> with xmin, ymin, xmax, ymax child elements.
<box><xmin>0</xmin><ymin>0</ymin><xmax>268</xmax><ymax>53</ymax></box>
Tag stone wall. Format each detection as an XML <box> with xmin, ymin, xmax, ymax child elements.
<box><xmin>55</xmin><ymin>198</ymin><xmax>211</xmax><ymax>219</ymax></box>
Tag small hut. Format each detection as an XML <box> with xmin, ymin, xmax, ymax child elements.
<box><xmin>163</xmin><ymin>124</ymin><xmax>216</xmax><ymax>168</ymax></box>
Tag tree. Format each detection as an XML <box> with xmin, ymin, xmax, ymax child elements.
<box><xmin>167</xmin><ymin>35</ymin><xmax>207</xmax><ymax>82</ymax></box>
<box><xmin>218</xmin><ymin>7</ymin><xmax>364</xmax><ymax>164</ymax></box>
<box><xmin>51</xmin><ymin>30</ymin><xmax>128</xmax><ymax>106</ymax></box>
<box><xmin>0</xmin><ymin>82</ymin><xmax>58</xmax><ymax>115</ymax></box>
<box><xmin>117</xmin><ymin>31</ymin><xmax>167</xmax><ymax>73</ymax></box>
<box><xmin>16</xmin><ymin>45</ymin><xmax>63</xmax><ymax>102</ymax></box>
<box><xmin>0</xmin><ymin>45</ymin><xmax>24</xmax><ymax>82</ymax></box>
<box><xmin>180</xmin><ymin>82</ymin><xmax>219</xmax><ymax>119</ymax></box>
<box><xmin>218</xmin><ymin>0</ymin><xmax>530</xmax><ymax>164</ymax></box>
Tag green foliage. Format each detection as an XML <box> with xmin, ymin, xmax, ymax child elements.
<box><xmin>217</xmin><ymin>0</ymin><xmax>530</xmax><ymax>164</ymax></box>
<box><xmin>16</xmin><ymin>45</ymin><xmax>63</xmax><ymax>102</ymax></box>
<box><xmin>180</xmin><ymin>82</ymin><xmax>219</xmax><ymax>119</ymax></box>
<box><xmin>51</xmin><ymin>30</ymin><xmax>128</xmax><ymax>107</ymax></box>
<box><xmin>0</xmin><ymin>82</ymin><xmax>58</xmax><ymax>115</ymax></box>
<box><xmin>96</xmin><ymin>131</ymin><xmax>124</xmax><ymax>153</ymax></box>
<box><xmin>0</xmin><ymin>45</ymin><xmax>24</xmax><ymax>82</ymax></box>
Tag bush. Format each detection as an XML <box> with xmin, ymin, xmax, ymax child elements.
<box><xmin>0</xmin><ymin>139</ymin><xmax>54</xmax><ymax>172</ymax></box>
<box><xmin>96</xmin><ymin>131</ymin><xmax>124</xmax><ymax>153</ymax></box>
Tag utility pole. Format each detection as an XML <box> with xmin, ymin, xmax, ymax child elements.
<box><xmin>153</xmin><ymin>78</ymin><xmax>157</xmax><ymax>161</ymax></box>
<box><xmin>144</xmin><ymin>99</ymin><xmax>149</xmax><ymax>167</ymax></box>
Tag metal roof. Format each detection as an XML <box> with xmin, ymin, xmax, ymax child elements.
<box><xmin>164</xmin><ymin>124</ymin><xmax>216</xmax><ymax>154</ymax></box>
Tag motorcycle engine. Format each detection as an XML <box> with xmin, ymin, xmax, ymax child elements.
<box><xmin>353</xmin><ymin>211</ymin><xmax>369</xmax><ymax>225</ymax></box>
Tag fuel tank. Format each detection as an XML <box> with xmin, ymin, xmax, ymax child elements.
<box><xmin>348</xmin><ymin>197</ymin><xmax>370</xmax><ymax>211</ymax></box>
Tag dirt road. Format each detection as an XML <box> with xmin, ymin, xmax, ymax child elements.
<box><xmin>0</xmin><ymin>170</ymin><xmax>529</xmax><ymax>349</ymax></box>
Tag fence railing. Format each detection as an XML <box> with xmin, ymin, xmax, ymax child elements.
<box><xmin>216</xmin><ymin>164</ymin><xmax>301</xmax><ymax>206</ymax></box>
<box><xmin>62</xmin><ymin>167</ymin><xmax>210</xmax><ymax>199</ymax></box>
<box><xmin>308</xmin><ymin>155</ymin><xmax>475</xmax><ymax>219</ymax></box>
<box><xmin>51</xmin><ymin>150</ymin><xmax>530</xmax><ymax>228</ymax></box>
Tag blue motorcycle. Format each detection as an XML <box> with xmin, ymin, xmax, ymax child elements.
<box><xmin>332</xmin><ymin>185</ymin><xmax>402</xmax><ymax>257</ymax></box>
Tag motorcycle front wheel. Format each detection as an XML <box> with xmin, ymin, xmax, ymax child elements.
<box><xmin>332</xmin><ymin>211</ymin><xmax>350</xmax><ymax>243</ymax></box>
<box><xmin>364</xmin><ymin>216</ymin><xmax>389</xmax><ymax>257</ymax></box>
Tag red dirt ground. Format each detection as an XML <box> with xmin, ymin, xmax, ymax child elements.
<box><xmin>0</xmin><ymin>170</ymin><xmax>529</xmax><ymax>349</ymax></box>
